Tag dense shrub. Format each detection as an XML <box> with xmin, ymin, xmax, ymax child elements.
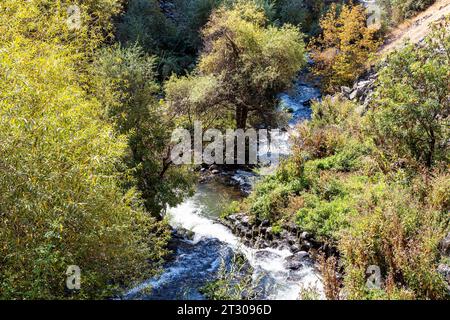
<box><xmin>368</xmin><ymin>18</ymin><xmax>450</xmax><ymax>169</ymax></box>
<box><xmin>0</xmin><ymin>0</ymin><xmax>169</xmax><ymax>299</ymax></box>
<box><xmin>248</xmin><ymin>176</ymin><xmax>306</xmax><ymax>222</ymax></box>
<box><xmin>296</xmin><ymin>194</ymin><xmax>355</xmax><ymax>240</ymax></box>
<box><xmin>340</xmin><ymin>182</ymin><xmax>448</xmax><ymax>299</ymax></box>
<box><xmin>91</xmin><ymin>45</ymin><xmax>195</xmax><ymax>216</ymax></box>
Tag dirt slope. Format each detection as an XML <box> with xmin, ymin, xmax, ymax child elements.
<box><xmin>379</xmin><ymin>0</ymin><xmax>450</xmax><ymax>53</ymax></box>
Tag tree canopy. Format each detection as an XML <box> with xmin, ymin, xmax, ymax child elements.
<box><xmin>166</xmin><ymin>1</ymin><xmax>306</xmax><ymax>129</ymax></box>
<box><xmin>309</xmin><ymin>3</ymin><xmax>380</xmax><ymax>93</ymax></box>
<box><xmin>368</xmin><ymin>18</ymin><xmax>450</xmax><ymax>168</ymax></box>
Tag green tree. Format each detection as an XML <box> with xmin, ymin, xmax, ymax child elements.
<box><xmin>166</xmin><ymin>1</ymin><xmax>306</xmax><ymax>129</ymax></box>
<box><xmin>368</xmin><ymin>17</ymin><xmax>450</xmax><ymax>168</ymax></box>
<box><xmin>275</xmin><ymin>0</ymin><xmax>337</xmax><ymax>36</ymax></box>
<box><xmin>91</xmin><ymin>45</ymin><xmax>195</xmax><ymax>216</ymax></box>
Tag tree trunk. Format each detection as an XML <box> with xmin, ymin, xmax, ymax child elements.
<box><xmin>236</xmin><ymin>105</ymin><xmax>248</xmax><ymax>129</ymax></box>
<box><xmin>427</xmin><ymin>130</ymin><xmax>435</xmax><ymax>168</ymax></box>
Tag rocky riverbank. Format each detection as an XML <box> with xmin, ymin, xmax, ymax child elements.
<box><xmin>221</xmin><ymin>213</ymin><xmax>339</xmax><ymax>272</ymax></box>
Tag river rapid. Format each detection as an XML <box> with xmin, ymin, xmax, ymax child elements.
<box><xmin>124</xmin><ymin>80</ymin><xmax>324</xmax><ymax>300</ymax></box>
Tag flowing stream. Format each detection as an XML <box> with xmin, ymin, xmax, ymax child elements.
<box><xmin>124</xmin><ymin>80</ymin><xmax>323</xmax><ymax>300</ymax></box>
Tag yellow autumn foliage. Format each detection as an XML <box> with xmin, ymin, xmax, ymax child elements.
<box><xmin>0</xmin><ymin>0</ymin><xmax>169</xmax><ymax>299</ymax></box>
<box><xmin>310</xmin><ymin>3</ymin><xmax>381</xmax><ymax>93</ymax></box>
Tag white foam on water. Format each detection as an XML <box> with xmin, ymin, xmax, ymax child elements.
<box><xmin>166</xmin><ymin>196</ymin><xmax>324</xmax><ymax>300</ymax></box>
<box><xmin>169</xmin><ymin>199</ymin><xmax>241</xmax><ymax>246</ymax></box>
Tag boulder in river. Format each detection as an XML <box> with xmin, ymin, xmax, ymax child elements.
<box><xmin>284</xmin><ymin>251</ymin><xmax>311</xmax><ymax>270</ymax></box>
<box><xmin>300</xmin><ymin>231</ymin><xmax>312</xmax><ymax>240</ymax></box>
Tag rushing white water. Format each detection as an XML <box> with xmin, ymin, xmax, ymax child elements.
<box><xmin>167</xmin><ymin>191</ymin><xmax>324</xmax><ymax>300</ymax></box>
<box><xmin>124</xmin><ymin>80</ymin><xmax>323</xmax><ymax>300</ymax></box>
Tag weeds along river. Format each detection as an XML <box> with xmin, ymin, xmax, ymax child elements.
<box><xmin>124</xmin><ymin>81</ymin><xmax>323</xmax><ymax>300</ymax></box>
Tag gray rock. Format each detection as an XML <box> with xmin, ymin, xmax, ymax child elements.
<box><xmin>284</xmin><ymin>251</ymin><xmax>310</xmax><ymax>270</ymax></box>
<box><xmin>270</xmin><ymin>240</ymin><xmax>280</xmax><ymax>249</ymax></box>
<box><xmin>260</xmin><ymin>219</ymin><xmax>270</xmax><ymax>227</ymax></box>
<box><xmin>341</xmin><ymin>86</ymin><xmax>352</xmax><ymax>95</ymax></box>
<box><xmin>256</xmin><ymin>240</ymin><xmax>267</xmax><ymax>249</ymax></box>
<box><xmin>280</xmin><ymin>230</ymin><xmax>290</xmax><ymax>238</ymax></box>
<box><xmin>295</xmin><ymin>251</ymin><xmax>310</xmax><ymax>259</ymax></box>
<box><xmin>300</xmin><ymin>241</ymin><xmax>312</xmax><ymax>251</ymax></box>
<box><xmin>351</xmin><ymin>85</ymin><xmax>368</xmax><ymax>100</ymax></box>
<box><xmin>285</xmin><ymin>260</ymin><xmax>302</xmax><ymax>270</ymax></box>
<box><xmin>241</xmin><ymin>215</ymin><xmax>250</xmax><ymax>227</ymax></box>
<box><xmin>437</xmin><ymin>264</ymin><xmax>450</xmax><ymax>282</ymax></box>
<box><xmin>277</xmin><ymin>243</ymin><xmax>291</xmax><ymax>251</ymax></box>
<box><xmin>300</xmin><ymin>231</ymin><xmax>311</xmax><ymax>240</ymax></box>
<box><xmin>349</xmin><ymin>89</ymin><xmax>359</xmax><ymax>100</ymax></box>
<box><xmin>287</xmin><ymin>236</ymin><xmax>297</xmax><ymax>246</ymax></box>
<box><xmin>440</xmin><ymin>233</ymin><xmax>450</xmax><ymax>256</ymax></box>
<box><xmin>287</xmin><ymin>223</ymin><xmax>298</xmax><ymax>234</ymax></box>
<box><xmin>356</xmin><ymin>80</ymin><xmax>373</xmax><ymax>89</ymax></box>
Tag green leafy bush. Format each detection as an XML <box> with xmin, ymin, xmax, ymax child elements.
<box><xmin>91</xmin><ymin>45</ymin><xmax>195</xmax><ymax>216</ymax></box>
<box><xmin>368</xmin><ymin>18</ymin><xmax>450</xmax><ymax>169</ymax></box>
<box><xmin>340</xmin><ymin>183</ymin><xmax>449</xmax><ymax>299</ymax></box>
<box><xmin>296</xmin><ymin>195</ymin><xmax>355</xmax><ymax>240</ymax></box>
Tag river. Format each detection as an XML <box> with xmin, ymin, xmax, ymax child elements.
<box><xmin>124</xmin><ymin>80</ymin><xmax>324</xmax><ymax>300</ymax></box>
